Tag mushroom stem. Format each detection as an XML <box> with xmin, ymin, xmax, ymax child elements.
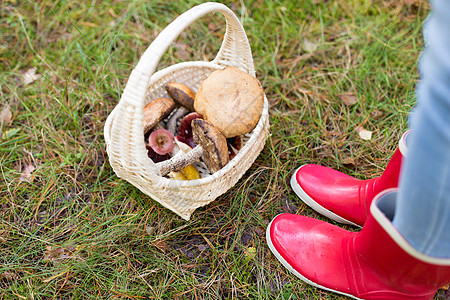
<box><xmin>166</xmin><ymin>107</ymin><xmax>189</xmax><ymax>134</ymax></box>
<box><xmin>156</xmin><ymin>145</ymin><xmax>203</xmax><ymax>176</ymax></box>
<box><xmin>155</xmin><ymin>119</ymin><xmax>229</xmax><ymax>177</ymax></box>
<box><xmin>154</xmin><ymin>122</ymin><xmax>165</xmax><ymax>130</ymax></box>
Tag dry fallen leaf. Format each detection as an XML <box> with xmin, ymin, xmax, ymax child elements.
<box><xmin>197</xmin><ymin>244</ymin><xmax>207</xmax><ymax>251</ymax></box>
<box><xmin>342</xmin><ymin>157</ymin><xmax>356</xmax><ymax>168</ymax></box>
<box><xmin>302</xmin><ymin>39</ymin><xmax>318</xmax><ymax>53</ymax></box>
<box><xmin>339</xmin><ymin>93</ymin><xmax>358</xmax><ymax>106</ymax></box>
<box><xmin>207</xmin><ymin>22</ymin><xmax>218</xmax><ymax>31</ymax></box>
<box><xmin>244</xmin><ymin>246</ymin><xmax>257</xmax><ymax>259</ymax></box>
<box><xmin>0</xmin><ymin>271</ymin><xmax>19</xmax><ymax>281</ymax></box>
<box><xmin>145</xmin><ymin>225</ymin><xmax>156</xmax><ymax>236</ymax></box>
<box><xmin>21</xmin><ymin>68</ymin><xmax>41</xmax><ymax>85</ymax></box>
<box><xmin>173</xmin><ymin>42</ymin><xmax>189</xmax><ymax>60</ymax></box>
<box><xmin>152</xmin><ymin>240</ymin><xmax>168</xmax><ymax>253</ymax></box>
<box><xmin>370</xmin><ymin>110</ymin><xmax>384</xmax><ymax>120</ymax></box>
<box><xmin>356</xmin><ymin>126</ymin><xmax>373</xmax><ymax>140</ymax></box>
<box><xmin>20</xmin><ymin>165</ymin><xmax>35</xmax><ymax>182</ymax></box>
<box><xmin>43</xmin><ymin>246</ymin><xmax>77</xmax><ymax>266</ymax></box>
<box><xmin>0</xmin><ymin>105</ymin><xmax>12</xmax><ymax>125</ymax></box>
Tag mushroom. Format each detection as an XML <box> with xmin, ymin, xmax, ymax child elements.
<box><xmin>165</xmin><ymin>82</ymin><xmax>196</xmax><ymax>111</ymax></box>
<box><xmin>148</xmin><ymin>128</ymin><xmax>175</xmax><ymax>155</ymax></box>
<box><xmin>166</xmin><ymin>109</ymin><xmax>187</xmax><ymax>135</ymax></box>
<box><xmin>146</xmin><ymin>145</ymin><xmax>170</xmax><ymax>163</ymax></box>
<box><xmin>176</xmin><ymin>112</ymin><xmax>201</xmax><ymax>148</ymax></box>
<box><xmin>168</xmin><ymin>139</ymin><xmax>200</xmax><ymax>180</ymax></box>
<box><xmin>227</xmin><ymin>135</ymin><xmax>242</xmax><ymax>160</ymax></box>
<box><xmin>165</xmin><ymin>83</ymin><xmax>196</xmax><ymax>134</ymax></box>
<box><xmin>170</xmin><ymin>164</ymin><xmax>200</xmax><ymax>180</ymax></box>
<box><xmin>143</xmin><ymin>97</ymin><xmax>176</xmax><ymax>135</ymax></box>
<box><xmin>194</xmin><ymin>67</ymin><xmax>264</xmax><ymax>138</ymax></box>
<box><xmin>156</xmin><ymin>119</ymin><xmax>229</xmax><ymax>176</ymax></box>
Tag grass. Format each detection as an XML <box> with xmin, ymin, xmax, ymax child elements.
<box><xmin>1</xmin><ymin>0</ymin><xmax>446</xmax><ymax>299</ymax></box>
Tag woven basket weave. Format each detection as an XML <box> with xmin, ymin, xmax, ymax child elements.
<box><xmin>104</xmin><ymin>2</ymin><xmax>269</xmax><ymax>220</ymax></box>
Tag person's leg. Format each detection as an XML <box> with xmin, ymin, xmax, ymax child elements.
<box><xmin>266</xmin><ymin>1</ymin><xmax>450</xmax><ymax>297</ymax></box>
<box><xmin>392</xmin><ymin>0</ymin><xmax>450</xmax><ymax>259</ymax></box>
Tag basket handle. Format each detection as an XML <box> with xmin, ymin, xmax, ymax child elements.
<box><xmin>121</xmin><ymin>2</ymin><xmax>255</xmax><ymax>108</ymax></box>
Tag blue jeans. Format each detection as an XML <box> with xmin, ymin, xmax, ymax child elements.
<box><xmin>392</xmin><ymin>0</ymin><xmax>450</xmax><ymax>258</ymax></box>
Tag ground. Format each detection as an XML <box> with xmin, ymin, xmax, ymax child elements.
<box><xmin>1</xmin><ymin>0</ymin><xmax>447</xmax><ymax>299</ymax></box>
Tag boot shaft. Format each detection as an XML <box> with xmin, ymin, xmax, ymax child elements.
<box><xmin>353</xmin><ymin>190</ymin><xmax>450</xmax><ymax>298</ymax></box>
<box><xmin>367</xmin><ymin>131</ymin><xmax>411</xmax><ymax>201</ymax></box>
<box><xmin>291</xmin><ymin>131</ymin><xmax>411</xmax><ymax>226</ymax></box>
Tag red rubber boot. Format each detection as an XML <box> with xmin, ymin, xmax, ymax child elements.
<box><xmin>291</xmin><ymin>130</ymin><xmax>411</xmax><ymax>226</ymax></box>
<box><xmin>266</xmin><ymin>188</ymin><xmax>450</xmax><ymax>300</ymax></box>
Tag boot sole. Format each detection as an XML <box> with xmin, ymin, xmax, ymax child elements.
<box><xmin>266</xmin><ymin>219</ymin><xmax>362</xmax><ymax>300</ymax></box>
<box><xmin>290</xmin><ymin>166</ymin><xmax>361</xmax><ymax>227</ymax></box>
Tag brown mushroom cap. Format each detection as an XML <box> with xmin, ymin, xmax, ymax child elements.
<box><xmin>165</xmin><ymin>82</ymin><xmax>195</xmax><ymax>111</ymax></box>
<box><xmin>192</xmin><ymin>119</ymin><xmax>229</xmax><ymax>173</ymax></box>
<box><xmin>143</xmin><ymin>97</ymin><xmax>176</xmax><ymax>134</ymax></box>
<box><xmin>194</xmin><ymin>67</ymin><xmax>264</xmax><ymax>138</ymax></box>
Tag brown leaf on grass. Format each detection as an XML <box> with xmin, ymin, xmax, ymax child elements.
<box><xmin>152</xmin><ymin>240</ymin><xmax>168</xmax><ymax>253</ymax></box>
<box><xmin>43</xmin><ymin>246</ymin><xmax>77</xmax><ymax>266</ymax></box>
<box><xmin>20</xmin><ymin>165</ymin><xmax>35</xmax><ymax>182</ymax></box>
<box><xmin>197</xmin><ymin>244</ymin><xmax>207</xmax><ymax>251</ymax></box>
<box><xmin>21</xmin><ymin>68</ymin><xmax>41</xmax><ymax>85</ymax></box>
<box><xmin>370</xmin><ymin>109</ymin><xmax>384</xmax><ymax>120</ymax></box>
<box><xmin>0</xmin><ymin>271</ymin><xmax>19</xmax><ymax>281</ymax></box>
<box><xmin>79</xmin><ymin>21</ymin><xmax>98</xmax><ymax>28</ymax></box>
<box><xmin>338</xmin><ymin>93</ymin><xmax>357</xmax><ymax>106</ymax></box>
<box><xmin>173</xmin><ymin>42</ymin><xmax>189</xmax><ymax>60</ymax></box>
<box><xmin>145</xmin><ymin>225</ymin><xmax>156</xmax><ymax>236</ymax></box>
<box><xmin>356</xmin><ymin>126</ymin><xmax>373</xmax><ymax>141</ymax></box>
<box><xmin>0</xmin><ymin>105</ymin><xmax>12</xmax><ymax>125</ymax></box>
<box><xmin>342</xmin><ymin>157</ymin><xmax>356</xmax><ymax>169</ymax></box>
<box><xmin>207</xmin><ymin>22</ymin><xmax>219</xmax><ymax>31</ymax></box>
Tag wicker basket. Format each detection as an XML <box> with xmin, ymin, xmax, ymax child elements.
<box><xmin>104</xmin><ymin>2</ymin><xmax>270</xmax><ymax>220</ymax></box>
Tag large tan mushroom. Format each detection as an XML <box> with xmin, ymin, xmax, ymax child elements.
<box><xmin>194</xmin><ymin>67</ymin><xmax>264</xmax><ymax>138</ymax></box>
